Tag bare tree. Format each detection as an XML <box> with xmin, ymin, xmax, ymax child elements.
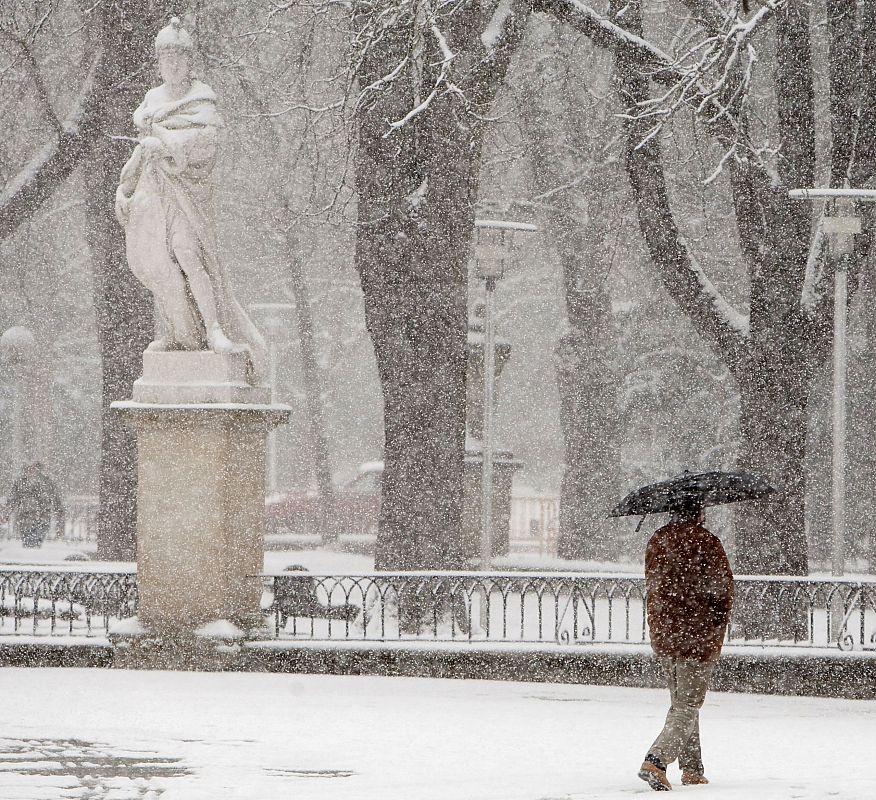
<box><xmin>522</xmin><ymin>0</ymin><xmax>876</xmax><ymax>579</ymax></box>
<box><xmin>83</xmin><ymin>2</ymin><xmax>177</xmax><ymax>560</ymax></box>
<box><xmin>282</xmin><ymin>227</ymin><xmax>337</xmax><ymax>542</ymax></box>
<box><xmin>209</xmin><ymin>17</ymin><xmax>343</xmax><ymax>542</ymax></box>
<box><xmin>514</xmin><ymin>17</ymin><xmax>623</xmax><ymax>560</ymax></box>
<box><xmin>0</xmin><ymin>3</ymin><xmax>102</xmax><ymax>239</ymax></box>
<box><xmin>353</xmin><ymin>0</ymin><xmax>528</xmax><ymax>569</ymax></box>
<box><xmin>0</xmin><ymin>2</ymin><xmax>174</xmax><ymax>559</ymax></box>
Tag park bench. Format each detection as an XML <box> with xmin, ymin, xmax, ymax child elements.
<box><xmin>271</xmin><ymin>566</ymin><xmax>359</xmax><ymax>624</ymax></box>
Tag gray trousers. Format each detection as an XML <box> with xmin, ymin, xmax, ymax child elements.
<box><xmin>648</xmin><ymin>657</ymin><xmax>715</xmax><ymax>774</ymax></box>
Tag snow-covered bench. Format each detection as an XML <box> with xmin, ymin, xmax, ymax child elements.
<box><xmin>271</xmin><ymin>566</ymin><xmax>359</xmax><ymax>624</ymax></box>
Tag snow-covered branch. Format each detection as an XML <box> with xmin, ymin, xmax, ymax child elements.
<box><xmin>611</xmin><ymin>2</ymin><xmax>751</xmax><ymax>371</ymax></box>
<box><xmin>355</xmin><ymin>55</ymin><xmax>410</xmax><ymax>112</ymax></box>
<box><xmin>352</xmin><ymin>0</ymin><xmax>457</xmax><ymax>131</ymax></box>
<box><xmin>352</xmin><ymin>0</ymin><xmax>531</xmax><ymax>135</ymax></box>
<box><xmin>0</xmin><ymin>26</ymin><xmax>63</xmax><ymax>136</ymax></box>
<box><xmin>627</xmin><ymin>1</ymin><xmax>780</xmax><ymax>161</ymax></box>
<box><xmin>681</xmin><ymin>237</ymin><xmax>751</xmax><ymax>337</ymax></box>
<box><xmin>538</xmin><ymin>0</ymin><xmax>780</xmax><ymax>170</ymax></box>
<box><xmin>0</xmin><ymin>50</ymin><xmax>102</xmax><ymax>241</ymax></box>
<box><xmin>241</xmin><ymin>100</ymin><xmax>345</xmax><ymax>119</ymax></box>
<box><xmin>469</xmin><ymin>0</ymin><xmax>531</xmax><ymax>107</ymax></box>
<box><xmin>534</xmin><ymin>0</ymin><xmax>676</xmax><ymax>76</ymax></box>
<box><xmin>481</xmin><ymin>0</ymin><xmax>516</xmax><ymax>53</ymax></box>
<box><xmin>385</xmin><ymin>10</ymin><xmax>462</xmax><ymax>131</ymax></box>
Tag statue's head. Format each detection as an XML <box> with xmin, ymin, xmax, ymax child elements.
<box><xmin>155</xmin><ymin>17</ymin><xmax>193</xmax><ymax>84</ymax></box>
<box><xmin>155</xmin><ymin>17</ymin><xmax>193</xmax><ymax>55</ymax></box>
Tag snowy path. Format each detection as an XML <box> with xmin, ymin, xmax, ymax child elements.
<box><xmin>0</xmin><ymin>669</ymin><xmax>871</xmax><ymax>799</ymax></box>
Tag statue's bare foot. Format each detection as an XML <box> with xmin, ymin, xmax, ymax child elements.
<box><xmin>207</xmin><ymin>325</ymin><xmax>234</xmax><ymax>354</ymax></box>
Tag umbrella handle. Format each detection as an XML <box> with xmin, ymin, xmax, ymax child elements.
<box><xmin>635</xmin><ymin>514</ymin><xmax>647</xmax><ymax>533</ymax></box>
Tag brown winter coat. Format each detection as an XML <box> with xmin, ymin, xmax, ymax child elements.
<box><xmin>645</xmin><ymin>521</ymin><xmax>734</xmax><ymax>662</ymax></box>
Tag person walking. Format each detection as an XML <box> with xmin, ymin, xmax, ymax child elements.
<box><xmin>5</xmin><ymin>462</ymin><xmax>64</xmax><ymax>549</ymax></box>
<box><xmin>638</xmin><ymin>500</ymin><xmax>734</xmax><ymax>791</ymax></box>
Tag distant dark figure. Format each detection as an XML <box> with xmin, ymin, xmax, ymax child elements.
<box><xmin>638</xmin><ymin>501</ymin><xmax>734</xmax><ymax>791</ymax></box>
<box><xmin>5</xmin><ymin>462</ymin><xmax>64</xmax><ymax>548</ymax></box>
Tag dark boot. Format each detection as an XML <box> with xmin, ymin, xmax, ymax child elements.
<box><xmin>638</xmin><ymin>754</ymin><xmax>672</xmax><ymax>791</ymax></box>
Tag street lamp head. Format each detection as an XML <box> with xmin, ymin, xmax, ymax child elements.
<box><xmin>475</xmin><ymin>226</ymin><xmax>507</xmax><ymax>280</ymax></box>
<box><xmin>823</xmin><ymin>197</ymin><xmax>861</xmax><ymax>258</ymax></box>
<box><xmin>789</xmin><ymin>189</ymin><xmax>865</xmax><ymax>260</ymax></box>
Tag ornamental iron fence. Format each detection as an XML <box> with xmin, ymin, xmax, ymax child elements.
<box><xmin>261</xmin><ymin>572</ymin><xmax>876</xmax><ymax>652</ymax></box>
<box><xmin>0</xmin><ymin>569</ymin><xmax>137</xmax><ymax>637</ymax></box>
<box><xmin>0</xmin><ymin>568</ymin><xmax>873</xmax><ymax>652</ymax></box>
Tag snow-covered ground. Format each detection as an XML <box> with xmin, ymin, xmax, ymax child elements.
<box><xmin>0</xmin><ymin>668</ymin><xmax>871</xmax><ymax>799</ymax></box>
<box><xmin>0</xmin><ymin>538</ymin><xmax>374</xmax><ymax>574</ymax></box>
<box><xmin>0</xmin><ymin>539</ymin><xmax>100</xmax><ymax>567</ymax></box>
<box><xmin>4</xmin><ymin>538</ymin><xmax>873</xmax><ymax>582</ymax></box>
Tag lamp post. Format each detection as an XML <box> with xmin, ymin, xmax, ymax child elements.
<box><xmin>248</xmin><ymin>302</ymin><xmax>294</xmax><ymax>495</ymax></box>
<box><xmin>788</xmin><ymin>188</ymin><xmax>876</xmax><ymax>576</ymax></box>
<box><xmin>474</xmin><ymin>219</ymin><xmax>536</xmax><ymax>568</ymax></box>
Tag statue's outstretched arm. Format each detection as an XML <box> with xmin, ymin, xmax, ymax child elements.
<box><xmin>115</xmin><ymin>145</ymin><xmax>145</xmax><ymax>226</ymax></box>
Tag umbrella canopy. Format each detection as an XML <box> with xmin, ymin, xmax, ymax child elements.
<box><xmin>609</xmin><ymin>470</ymin><xmax>774</xmax><ymax>518</ymax></box>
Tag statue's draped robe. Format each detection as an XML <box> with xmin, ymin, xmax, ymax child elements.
<box><xmin>117</xmin><ymin>80</ymin><xmax>266</xmax><ymax>380</ymax></box>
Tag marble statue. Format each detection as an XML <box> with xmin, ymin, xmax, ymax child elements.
<box><xmin>115</xmin><ymin>18</ymin><xmax>266</xmax><ymax>382</ymax></box>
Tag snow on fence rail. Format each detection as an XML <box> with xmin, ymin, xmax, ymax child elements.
<box><xmin>0</xmin><ymin>569</ymin><xmax>873</xmax><ymax>652</ymax></box>
<box><xmin>0</xmin><ymin>569</ymin><xmax>136</xmax><ymax>637</ymax></box>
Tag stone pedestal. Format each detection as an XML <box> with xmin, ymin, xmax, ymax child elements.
<box><xmin>133</xmin><ymin>350</ymin><xmax>271</xmax><ymax>404</ymax></box>
<box><xmin>463</xmin><ymin>444</ymin><xmax>522</xmax><ymax>559</ymax></box>
<box><xmin>112</xmin><ymin>351</ymin><xmax>289</xmax><ymax>638</ymax></box>
<box><xmin>464</xmin><ymin>308</ymin><xmax>523</xmax><ymax>560</ymax></box>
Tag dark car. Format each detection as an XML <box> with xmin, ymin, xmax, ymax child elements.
<box><xmin>334</xmin><ymin>461</ymin><xmax>382</xmax><ymax>536</ymax></box>
<box><xmin>265</xmin><ymin>461</ymin><xmax>383</xmax><ymax>538</ymax></box>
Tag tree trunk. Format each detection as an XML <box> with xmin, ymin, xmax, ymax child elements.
<box><xmin>284</xmin><ymin>230</ymin><xmax>336</xmax><ymax>544</ymax></box>
<box><xmin>354</xmin><ymin>15</ymin><xmax>467</xmax><ymax>571</ymax></box>
<box><xmin>735</xmin><ymin>374</ymin><xmax>809</xmax><ymax>576</ymax></box>
<box><xmin>516</xmin><ymin>22</ymin><xmax>620</xmax><ymax>561</ymax></box>
<box><xmin>611</xmin><ymin>0</ymin><xmax>820</xmax><ymax>578</ymax></box>
<box><xmin>358</xmin><ymin>122</ymin><xmax>472</xmax><ymax>571</ymax></box>
<box><xmin>555</xmin><ymin>326</ymin><xmax>618</xmax><ymax>561</ymax></box>
<box><xmin>732</xmin><ymin>368</ymin><xmax>811</xmax><ymax>640</ymax></box>
<box><xmin>735</xmin><ymin>184</ymin><xmax>818</xmax><ymax>576</ymax></box>
<box><xmin>353</xmin><ymin>1</ymin><xmax>524</xmax><ymax>572</ymax></box>
<box><xmin>82</xmin><ymin>2</ymin><xmax>171</xmax><ymax>561</ymax></box>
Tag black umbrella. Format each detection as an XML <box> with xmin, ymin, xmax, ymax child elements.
<box><xmin>609</xmin><ymin>470</ymin><xmax>774</xmax><ymax>520</ymax></box>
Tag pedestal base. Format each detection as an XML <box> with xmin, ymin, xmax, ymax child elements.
<box><xmin>133</xmin><ymin>350</ymin><xmax>271</xmax><ymax>404</ymax></box>
<box><xmin>113</xmin><ymin>396</ymin><xmax>288</xmax><ymax>637</ymax></box>
<box><xmin>462</xmin><ymin>447</ymin><xmax>523</xmax><ymax>560</ymax></box>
